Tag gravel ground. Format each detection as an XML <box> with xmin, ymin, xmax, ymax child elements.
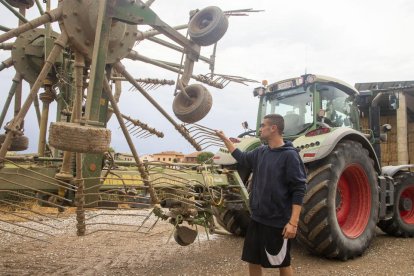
<box><xmin>1</xmin><ymin>208</ymin><xmax>414</xmax><ymax>275</ymax></box>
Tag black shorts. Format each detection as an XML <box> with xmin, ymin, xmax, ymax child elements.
<box><xmin>241</xmin><ymin>219</ymin><xmax>291</xmax><ymax>268</ymax></box>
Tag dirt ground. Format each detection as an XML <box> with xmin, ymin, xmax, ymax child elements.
<box><xmin>1</xmin><ymin>208</ymin><xmax>414</xmax><ymax>276</ymax></box>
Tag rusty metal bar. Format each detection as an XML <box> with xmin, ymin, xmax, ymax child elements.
<box><xmin>34</xmin><ymin>0</ymin><xmax>44</xmax><ymax>15</ymax></box>
<box><xmin>0</xmin><ymin>74</ymin><xmax>20</xmax><ymax>128</ymax></box>
<box><xmin>37</xmin><ymin>88</ymin><xmax>55</xmax><ymax>156</ymax></box>
<box><xmin>0</xmin><ymin>57</ymin><xmax>13</xmax><ymax>72</ymax></box>
<box><xmin>126</xmin><ymin>51</ymin><xmax>225</xmax><ymax>89</ymax></box>
<box><xmin>32</xmin><ymin>93</ymin><xmax>41</xmax><ymax>126</ymax></box>
<box><xmin>0</xmin><ymin>25</ymin><xmax>11</xmax><ymax>32</ymax></box>
<box><xmin>112</xmin><ymin>76</ymin><xmax>175</xmax><ymax>86</ymax></box>
<box><xmin>148</xmin><ymin>37</ymin><xmax>212</xmax><ymax>64</ymax></box>
<box><xmin>136</xmin><ymin>24</ymin><xmax>188</xmax><ymax>40</ymax></box>
<box><xmin>75</xmin><ymin>152</ymin><xmax>85</xmax><ymax>236</ymax></box>
<box><xmin>113</xmin><ymin>111</ymin><xmax>164</xmax><ymax>138</ymax></box>
<box><xmin>0</xmin><ymin>7</ymin><xmax>62</xmax><ymax>43</ymax></box>
<box><xmin>114</xmin><ymin>62</ymin><xmax>202</xmax><ymax>151</ymax></box>
<box><xmin>0</xmin><ymin>42</ymin><xmax>13</xmax><ymax>50</ymax></box>
<box><xmin>0</xmin><ymin>30</ymin><xmax>68</xmax><ymax>163</ymax></box>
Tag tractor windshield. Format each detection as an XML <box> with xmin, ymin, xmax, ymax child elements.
<box><xmin>264</xmin><ymin>86</ymin><xmax>314</xmax><ymax>136</ymax></box>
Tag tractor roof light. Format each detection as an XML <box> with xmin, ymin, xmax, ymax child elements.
<box><xmin>253</xmin><ymin>87</ymin><xmax>266</xmax><ymax>97</ymax></box>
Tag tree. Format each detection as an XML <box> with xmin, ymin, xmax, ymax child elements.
<box><xmin>196</xmin><ymin>152</ymin><xmax>214</xmax><ymax>164</ymax></box>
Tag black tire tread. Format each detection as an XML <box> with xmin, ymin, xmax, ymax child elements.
<box><xmin>188</xmin><ymin>6</ymin><xmax>228</xmax><ymax>46</ymax></box>
<box><xmin>298</xmin><ymin>140</ymin><xmax>379</xmax><ymax>260</ymax></box>
<box><xmin>377</xmin><ymin>172</ymin><xmax>414</xmax><ymax>237</ymax></box>
<box><xmin>173</xmin><ymin>84</ymin><xmax>212</xmax><ymax>123</ymax></box>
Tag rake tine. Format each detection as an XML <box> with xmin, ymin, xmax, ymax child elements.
<box><xmin>130</xmin><ymin>127</ymin><xmax>142</xmax><ymax>136</ymax></box>
<box><xmin>141</xmin><ymin>133</ymin><xmax>153</xmax><ymax>139</ymax></box>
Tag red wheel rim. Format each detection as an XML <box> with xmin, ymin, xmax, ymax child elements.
<box><xmin>336</xmin><ymin>164</ymin><xmax>371</xmax><ymax>238</ymax></box>
<box><xmin>399</xmin><ymin>185</ymin><xmax>414</xmax><ymax>224</ymax></box>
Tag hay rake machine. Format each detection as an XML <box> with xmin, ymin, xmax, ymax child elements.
<box><xmin>0</xmin><ymin>0</ymin><xmax>258</xmax><ymax>245</ymax></box>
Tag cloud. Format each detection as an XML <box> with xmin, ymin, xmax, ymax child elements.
<box><xmin>1</xmin><ymin>0</ymin><xmax>414</xmax><ymax>155</ymax></box>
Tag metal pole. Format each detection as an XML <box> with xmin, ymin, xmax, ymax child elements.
<box><xmin>75</xmin><ymin>152</ymin><xmax>85</xmax><ymax>236</ymax></box>
<box><xmin>84</xmin><ymin>0</ymin><xmax>110</xmax><ymax>123</ymax></box>
<box><xmin>32</xmin><ymin>94</ymin><xmax>41</xmax><ymax>126</ymax></box>
<box><xmin>34</xmin><ymin>0</ymin><xmax>44</xmax><ymax>15</ymax></box>
<box><xmin>0</xmin><ymin>58</ymin><xmax>13</xmax><ymax>72</ymax></box>
<box><xmin>0</xmin><ymin>75</ymin><xmax>19</xmax><ymax>128</ymax></box>
<box><xmin>0</xmin><ymin>25</ymin><xmax>11</xmax><ymax>32</ymax></box>
<box><xmin>37</xmin><ymin>86</ymin><xmax>55</xmax><ymax>156</ymax></box>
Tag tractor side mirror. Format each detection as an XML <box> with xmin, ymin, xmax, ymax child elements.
<box><xmin>389</xmin><ymin>94</ymin><xmax>399</xmax><ymax>110</ymax></box>
<box><xmin>379</xmin><ymin>124</ymin><xmax>392</xmax><ymax>142</ymax></box>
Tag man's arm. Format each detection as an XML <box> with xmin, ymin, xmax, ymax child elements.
<box><xmin>215</xmin><ymin>130</ymin><xmax>236</xmax><ymax>153</ymax></box>
<box><xmin>216</xmin><ymin>130</ymin><xmax>257</xmax><ymax>169</ymax></box>
<box><xmin>283</xmin><ymin>204</ymin><xmax>301</xmax><ymax>239</ymax></box>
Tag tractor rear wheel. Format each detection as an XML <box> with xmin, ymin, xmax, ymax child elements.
<box><xmin>377</xmin><ymin>172</ymin><xmax>414</xmax><ymax>237</ymax></box>
<box><xmin>297</xmin><ymin>140</ymin><xmax>379</xmax><ymax>260</ymax></box>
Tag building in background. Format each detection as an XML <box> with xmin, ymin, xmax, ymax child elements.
<box><xmin>114</xmin><ymin>152</ymin><xmax>134</xmax><ymax>161</ymax></box>
<box><xmin>183</xmin><ymin>152</ymin><xmax>202</xmax><ymax>163</ymax></box>
<box><xmin>152</xmin><ymin>151</ymin><xmax>185</xmax><ymax>163</ymax></box>
<box><xmin>355</xmin><ymin>80</ymin><xmax>414</xmax><ymax>165</ymax></box>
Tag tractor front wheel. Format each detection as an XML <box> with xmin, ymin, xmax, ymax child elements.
<box><xmin>297</xmin><ymin>140</ymin><xmax>379</xmax><ymax>260</ymax></box>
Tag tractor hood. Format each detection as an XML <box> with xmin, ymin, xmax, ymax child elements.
<box><xmin>213</xmin><ymin>137</ymin><xmax>261</xmax><ymax>165</ymax></box>
<box><xmin>293</xmin><ymin>127</ymin><xmax>381</xmax><ymax>173</ymax></box>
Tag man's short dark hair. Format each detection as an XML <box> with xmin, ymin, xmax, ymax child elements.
<box><xmin>264</xmin><ymin>114</ymin><xmax>284</xmax><ymax>134</ymax></box>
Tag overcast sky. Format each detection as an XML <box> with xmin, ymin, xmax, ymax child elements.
<box><xmin>1</xmin><ymin>0</ymin><xmax>413</xmax><ymax>155</ymax></box>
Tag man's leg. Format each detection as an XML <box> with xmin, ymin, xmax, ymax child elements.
<box><xmin>248</xmin><ymin>263</ymin><xmax>262</xmax><ymax>276</ymax></box>
<box><xmin>279</xmin><ymin>265</ymin><xmax>293</xmax><ymax>276</ymax></box>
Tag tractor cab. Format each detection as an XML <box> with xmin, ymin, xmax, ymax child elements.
<box><xmin>254</xmin><ymin>74</ymin><xmax>360</xmax><ymax>139</ymax></box>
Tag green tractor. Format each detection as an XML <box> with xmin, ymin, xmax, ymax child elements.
<box><xmin>213</xmin><ymin>74</ymin><xmax>414</xmax><ymax>260</ymax></box>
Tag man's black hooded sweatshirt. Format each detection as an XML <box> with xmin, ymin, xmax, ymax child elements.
<box><xmin>232</xmin><ymin>141</ymin><xmax>307</xmax><ymax>228</ymax></box>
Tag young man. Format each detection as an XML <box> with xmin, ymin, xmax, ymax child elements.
<box><xmin>216</xmin><ymin>114</ymin><xmax>307</xmax><ymax>276</ymax></box>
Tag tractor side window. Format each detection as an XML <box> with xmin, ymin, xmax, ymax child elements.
<box><xmin>264</xmin><ymin>87</ymin><xmax>313</xmax><ymax>136</ymax></box>
<box><xmin>318</xmin><ymin>85</ymin><xmax>355</xmax><ymax>128</ymax></box>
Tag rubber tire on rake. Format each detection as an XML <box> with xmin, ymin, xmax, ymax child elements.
<box><xmin>5</xmin><ymin>0</ymin><xmax>34</xmax><ymax>8</ymax></box>
<box><xmin>297</xmin><ymin>140</ymin><xmax>379</xmax><ymax>260</ymax></box>
<box><xmin>0</xmin><ymin>134</ymin><xmax>29</xmax><ymax>151</ymax></box>
<box><xmin>173</xmin><ymin>84</ymin><xmax>212</xmax><ymax>123</ymax></box>
<box><xmin>188</xmin><ymin>6</ymin><xmax>229</xmax><ymax>46</ymax></box>
<box><xmin>174</xmin><ymin>225</ymin><xmax>198</xmax><ymax>246</ymax></box>
<box><xmin>377</xmin><ymin>172</ymin><xmax>414</xmax><ymax>237</ymax></box>
<box><xmin>48</xmin><ymin>122</ymin><xmax>111</xmax><ymax>153</ymax></box>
